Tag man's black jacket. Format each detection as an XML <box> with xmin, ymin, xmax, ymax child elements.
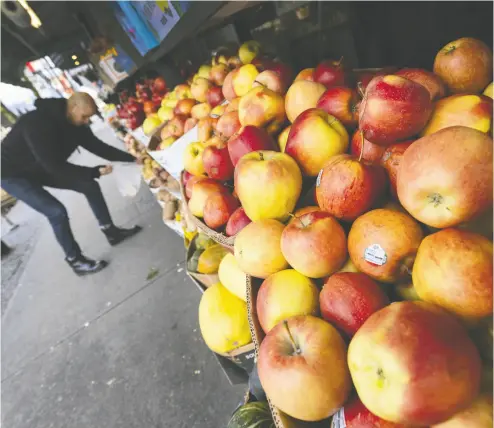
<box><xmin>1</xmin><ymin>98</ymin><xmax>135</xmax><ymax>182</ymax></box>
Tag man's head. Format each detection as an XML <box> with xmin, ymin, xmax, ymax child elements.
<box><xmin>67</xmin><ymin>92</ymin><xmax>98</xmax><ymax>126</ymax></box>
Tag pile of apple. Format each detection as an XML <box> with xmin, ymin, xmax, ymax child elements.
<box><xmin>117</xmin><ymin>77</ymin><xmax>168</xmax><ymax>131</ymax></box>
<box><xmin>189</xmin><ymin>36</ymin><xmax>493</xmax><ymax>427</ymax></box>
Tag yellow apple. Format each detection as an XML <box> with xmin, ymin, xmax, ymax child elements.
<box><xmin>238</xmin><ymin>40</ymin><xmax>261</xmax><ymax>64</ymax></box>
<box><xmin>232</xmin><ymin>64</ymin><xmax>259</xmax><ymax>97</ymax></box>
<box><xmin>483</xmin><ymin>82</ymin><xmax>493</xmax><ymax>99</ymax></box>
<box><xmin>218</xmin><ymin>253</ymin><xmax>248</xmax><ymax>301</ymax></box>
<box><xmin>234</xmin><ymin>219</ymin><xmax>288</xmax><ymax>279</ymax></box>
<box><xmin>183</xmin><ymin>141</ymin><xmax>206</xmax><ymax>176</ymax></box>
<box><xmin>235</xmin><ymin>150</ymin><xmax>302</xmax><ymax>222</ymax></box>
<box><xmin>277</xmin><ymin>125</ymin><xmax>291</xmax><ymax>152</ymax></box>
<box><xmin>285</xmin><ymin>80</ymin><xmax>326</xmax><ymax>123</ymax></box>
<box><xmin>157</xmin><ymin>106</ymin><xmax>174</xmax><ymax>122</ymax></box>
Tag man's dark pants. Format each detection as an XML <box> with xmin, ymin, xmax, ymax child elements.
<box><xmin>1</xmin><ymin>175</ymin><xmax>112</xmax><ymax>259</ymax></box>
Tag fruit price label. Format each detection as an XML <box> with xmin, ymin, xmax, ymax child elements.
<box><xmin>364</xmin><ymin>244</ymin><xmax>387</xmax><ymax>266</ymax></box>
<box><xmin>331</xmin><ymin>408</ymin><xmax>346</xmax><ymax>428</ymax></box>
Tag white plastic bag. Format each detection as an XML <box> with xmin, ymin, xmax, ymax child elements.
<box><xmin>113</xmin><ymin>163</ymin><xmax>142</xmax><ymax>197</ymax></box>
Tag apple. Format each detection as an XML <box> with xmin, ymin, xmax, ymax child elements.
<box><xmin>185</xmin><ymin>175</ymin><xmax>207</xmax><ymax>199</ymax></box>
<box><xmin>173</xmin><ymin>98</ymin><xmax>196</xmax><ymax>116</ymax></box>
<box><xmin>235</xmin><ymin>150</ymin><xmax>302</xmax><ymax>222</ymax></box>
<box><xmin>197</xmin><ymin>117</ymin><xmax>217</xmax><ymax>142</ymax></box>
<box><xmin>348</xmin><ymin>301</ymin><xmax>481</xmax><ymax>426</ymax></box>
<box><xmin>184</xmin><ymin>117</ymin><xmax>198</xmax><ymax>133</ymax></box>
<box><xmin>227</xmin><ymin>125</ymin><xmax>277</xmax><ymax>167</ymax></box>
<box><xmin>316</xmin><ymin>154</ymin><xmax>387</xmax><ymax>221</ymax></box>
<box><xmin>206</xmin><ymin>86</ymin><xmax>224</xmax><ymax>107</ymax></box>
<box><xmin>191</xmin><ymin>102</ymin><xmax>212</xmax><ymax>120</ymax></box>
<box><xmin>395</xmin><ymin>68</ymin><xmax>446</xmax><ymax>101</ymax></box>
<box><xmin>225</xmin><ymin>97</ymin><xmax>241</xmax><ymax>113</ymax></box>
<box><xmin>142</xmin><ymin>115</ymin><xmax>161</xmax><ymax>136</ymax></box>
<box><xmin>238</xmin><ymin>40</ymin><xmax>261</xmax><ymax>64</ymax></box>
<box><xmin>157</xmin><ymin>106</ymin><xmax>174</xmax><ymax>122</ymax></box>
<box><xmin>203</xmin><ymin>191</ymin><xmax>239</xmax><ymax>230</ymax></box>
<box><xmin>421</xmin><ymin>94</ymin><xmax>493</xmax><ymax>136</ymax></box>
<box><xmin>258</xmin><ymin>315</ymin><xmax>351</xmax><ymax>421</ymax></box>
<box><xmin>188</xmin><ymin>179</ymin><xmax>227</xmax><ymax>218</ymax></box>
<box><xmin>222</xmin><ymin>69</ymin><xmax>238</xmax><ymax>101</ymax></box>
<box><xmin>191</xmin><ymin>77</ymin><xmax>212</xmax><ymax>103</ymax></box>
<box><xmin>314</xmin><ymin>58</ymin><xmax>346</xmax><ymax>88</ymax></box>
<box><xmin>320</xmin><ymin>272</ymin><xmax>389</xmax><ymax>337</ymax></box>
<box><xmin>210</xmin><ymin>103</ymin><xmax>226</xmax><ymax>117</ymax></box>
<box><xmin>216</xmin><ymin>111</ymin><xmax>241</xmax><ymax>140</ymax></box>
<box><xmin>277</xmin><ymin>125</ymin><xmax>291</xmax><ymax>152</ymax></box>
<box><xmin>350</xmin><ymin>130</ymin><xmax>386</xmax><ymax>164</ymax></box>
<box><xmin>380</xmin><ymin>140</ymin><xmax>414</xmax><ymax>198</ymax></box>
<box><xmin>257</xmin><ymin>269</ymin><xmax>319</xmax><ymax>334</ymax></box>
<box><xmin>143</xmin><ymin>100</ymin><xmax>157</xmax><ymax>116</ymax></box>
<box><xmin>238</xmin><ymin>86</ymin><xmax>286</xmax><ymax>134</ymax></box>
<box><xmin>433</xmin><ymin>394</ymin><xmax>493</xmax><ymax>428</ymax></box>
<box><xmin>285</xmin><ymin>80</ymin><xmax>326</xmax><ymax>123</ymax></box>
<box><xmin>197</xmin><ymin>64</ymin><xmax>212</xmax><ymax>79</ymax></box>
<box><xmin>202</xmin><ymin>140</ymin><xmax>235</xmax><ymax>181</ymax></box>
<box><xmin>182</xmin><ymin>170</ymin><xmax>193</xmax><ymax>189</ymax></box>
<box><xmin>225</xmin><ymin>207</ymin><xmax>251</xmax><ymax>237</ymax></box>
<box><xmin>232</xmin><ymin>64</ymin><xmax>259</xmax><ymax>97</ymax></box>
<box><xmin>234</xmin><ymin>219</ymin><xmax>288</xmax><ymax>278</ymax></box>
<box><xmin>359</xmin><ymin>75</ymin><xmax>432</xmax><ymax>146</ymax></box>
<box><xmin>285</xmin><ymin>108</ymin><xmax>349</xmax><ymax>177</ymax></box>
<box><xmin>265</xmin><ymin>61</ymin><xmax>293</xmax><ymax>88</ymax></box>
<box><xmin>413</xmin><ymin>228</ymin><xmax>493</xmax><ymax>320</ymax></box>
<box><xmin>338</xmin><ymin>258</ymin><xmax>359</xmax><ymax>273</ymax></box>
<box><xmin>183</xmin><ymin>141</ymin><xmax>206</xmax><ymax>176</ymax></box>
<box><xmin>397</xmin><ymin>126</ymin><xmax>493</xmax><ymax>228</ymax></box>
<box><xmin>281</xmin><ymin>210</ymin><xmax>347</xmax><ymax>278</ymax></box>
<box><xmin>294</xmin><ymin>68</ymin><xmax>315</xmax><ymax>82</ymax></box>
<box><xmin>175</xmin><ymin>84</ymin><xmax>192</xmax><ymax>99</ymax></box>
<box><xmin>434</xmin><ymin>37</ymin><xmax>493</xmax><ymax>94</ymax></box>
<box><xmin>209</xmin><ymin>63</ymin><xmax>229</xmax><ymax>86</ymax></box>
<box><xmin>316</xmin><ymin>86</ymin><xmax>360</xmax><ymax>128</ymax></box>
<box><xmin>168</xmin><ymin>114</ymin><xmax>187</xmax><ymax>137</ymax></box>
<box><xmin>253</xmin><ymin>70</ymin><xmax>287</xmax><ymax>94</ymax></box>
<box><xmin>484</xmin><ymin>82</ymin><xmax>493</xmax><ymax>99</ymax></box>
<box><xmin>152</xmin><ymin>76</ymin><xmax>167</xmax><ymax>94</ymax></box>
<box><xmin>228</xmin><ymin>56</ymin><xmax>242</xmax><ymax>69</ymax></box>
<box><xmin>337</xmin><ymin>394</ymin><xmax>407</xmax><ymax>428</ymax></box>
<box><xmin>348</xmin><ymin>208</ymin><xmax>424</xmax><ymax>284</ymax></box>
<box><xmin>158</xmin><ymin>136</ymin><xmax>176</xmax><ymax>150</ymax></box>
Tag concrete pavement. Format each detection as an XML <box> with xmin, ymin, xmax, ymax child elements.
<box><xmin>1</xmin><ymin>122</ymin><xmax>246</xmax><ymax>428</ymax></box>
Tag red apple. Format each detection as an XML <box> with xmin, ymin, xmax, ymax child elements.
<box><xmin>153</xmin><ymin>77</ymin><xmax>167</xmax><ymax>94</ymax></box>
<box><xmin>182</xmin><ymin>171</ymin><xmax>193</xmax><ymax>189</ymax></box>
<box><xmin>316</xmin><ymin>154</ymin><xmax>387</xmax><ymax>222</ymax></box>
<box><xmin>316</xmin><ymin>86</ymin><xmax>360</xmax><ymax>128</ymax></box>
<box><xmin>434</xmin><ymin>37</ymin><xmax>493</xmax><ymax>94</ymax></box>
<box><xmin>320</xmin><ymin>272</ymin><xmax>389</xmax><ymax>337</ymax></box>
<box><xmin>202</xmin><ymin>141</ymin><xmax>235</xmax><ymax>181</ymax></box>
<box><xmin>266</xmin><ymin>61</ymin><xmax>293</xmax><ymax>88</ymax></box>
<box><xmin>397</xmin><ymin>126</ymin><xmax>493</xmax><ymax>228</ymax></box>
<box><xmin>203</xmin><ymin>191</ymin><xmax>239</xmax><ymax>230</ymax></box>
<box><xmin>354</xmin><ymin>67</ymin><xmax>398</xmax><ymax>92</ymax></box>
<box><xmin>280</xmin><ymin>211</ymin><xmax>347</xmax><ymax>278</ymax></box>
<box><xmin>225</xmin><ymin>207</ymin><xmax>251</xmax><ymax>236</ymax></box>
<box><xmin>222</xmin><ymin>69</ymin><xmax>238</xmax><ymax>101</ymax></box>
<box><xmin>253</xmin><ymin>70</ymin><xmax>287</xmax><ymax>94</ymax></box>
<box><xmin>395</xmin><ymin>68</ymin><xmax>446</xmax><ymax>101</ymax></box>
<box><xmin>348</xmin><ymin>301</ymin><xmax>482</xmax><ymax>426</ymax></box>
<box><xmin>143</xmin><ymin>100</ymin><xmax>157</xmax><ymax>116</ymax></box>
<box><xmin>359</xmin><ymin>75</ymin><xmax>432</xmax><ymax>146</ymax></box>
<box><xmin>350</xmin><ymin>130</ymin><xmax>386</xmax><ymax>164</ymax></box>
<box><xmin>227</xmin><ymin>125</ymin><xmax>276</xmax><ymax>166</ymax></box>
<box><xmin>258</xmin><ymin>315</ymin><xmax>351</xmax><ymax>421</ymax></box>
<box><xmin>206</xmin><ymin>86</ymin><xmax>224</xmax><ymax>107</ymax></box>
<box><xmin>174</xmin><ymin>98</ymin><xmax>196</xmax><ymax>116</ymax></box>
<box><xmin>314</xmin><ymin>58</ymin><xmax>347</xmax><ymax>88</ymax></box>
<box><xmin>185</xmin><ymin>175</ymin><xmax>207</xmax><ymax>199</ymax></box>
<box><xmin>216</xmin><ymin>111</ymin><xmax>241</xmax><ymax>140</ymax></box>
<box><xmin>168</xmin><ymin>114</ymin><xmax>187</xmax><ymax>137</ymax></box>
<box><xmin>209</xmin><ymin>63</ymin><xmax>229</xmax><ymax>86</ymax></box>
<box><xmin>380</xmin><ymin>140</ymin><xmax>414</xmax><ymax>198</ymax></box>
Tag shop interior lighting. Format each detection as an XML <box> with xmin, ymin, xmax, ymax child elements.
<box><xmin>72</xmin><ymin>55</ymin><xmax>78</xmax><ymax>60</ymax></box>
<box><xmin>74</xmin><ymin>61</ymin><xmax>80</xmax><ymax>66</ymax></box>
<box><xmin>17</xmin><ymin>0</ymin><xmax>42</xmax><ymax>29</ymax></box>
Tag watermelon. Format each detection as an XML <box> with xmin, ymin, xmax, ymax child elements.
<box><xmin>227</xmin><ymin>402</ymin><xmax>275</xmax><ymax>428</ymax></box>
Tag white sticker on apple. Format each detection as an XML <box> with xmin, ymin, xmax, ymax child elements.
<box><xmin>364</xmin><ymin>244</ymin><xmax>387</xmax><ymax>266</ymax></box>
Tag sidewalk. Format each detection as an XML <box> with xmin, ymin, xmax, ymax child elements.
<box><xmin>1</xmin><ymin>122</ymin><xmax>245</xmax><ymax>428</ymax></box>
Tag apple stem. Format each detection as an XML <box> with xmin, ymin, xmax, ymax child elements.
<box><xmin>357</xmin><ymin>82</ymin><xmax>365</xmax><ymax>98</ymax></box>
<box><xmin>284</xmin><ymin>320</ymin><xmax>302</xmax><ymax>355</ymax></box>
<box><xmin>336</xmin><ymin>56</ymin><xmax>344</xmax><ymax>67</ymax></box>
<box><xmin>288</xmin><ymin>212</ymin><xmax>305</xmax><ymax>228</ymax></box>
<box><xmin>259</xmin><ymin>152</ymin><xmax>264</xmax><ymax>161</ymax></box>
<box><xmin>358</xmin><ymin>131</ymin><xmax>365</xmax><ymax>163</ymax></box>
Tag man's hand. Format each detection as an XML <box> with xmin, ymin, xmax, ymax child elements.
<box><xmin>99</xmin><ymin>165</ymin><xmax>113</xmax><ymax>176</ymax></box>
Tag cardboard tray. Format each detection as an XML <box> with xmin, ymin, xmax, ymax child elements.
<box><xmin>246</xmin><ymin>276</ymin><xmax>331</xmax><ymax>428</ymax></box>
<box><xmin>180</xmin><ymin>171</ymin><xmax>236</xmax><ymax>251</ymax></box>
<box><xmin>186</xmin><ymin>237</ymin><xmax>256</xmax><ymax>376</ymax></box>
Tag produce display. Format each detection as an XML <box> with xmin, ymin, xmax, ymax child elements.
<box><xmin>119</xmin><ymin>33</ymin><xmax>492</xmax><ymax>428</ymax></box>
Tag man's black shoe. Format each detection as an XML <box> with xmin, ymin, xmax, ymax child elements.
<box><xmin>103</xmin><ymin>225</ymin><xmax>143</xmax><ymax>246</ymax></box>
<box><xmin>66</xmin><ymin>255</ymin><xmax>108</xmax><ymax>276</ymax></box>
